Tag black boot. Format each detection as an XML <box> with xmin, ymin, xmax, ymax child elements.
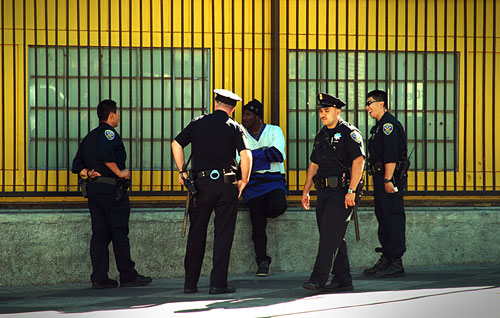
<box><xmin>374</xmin><ymin>258</ymin><xmax>405</xmax><ymax>278</ymax></box>
<box><xmin>256</xmin><ymin>261</ymin><xmax>270</xmax><ymax>277</ymax></box>
<box><xmin>363</xmin><ymin>255</ymin><xmax>391</xmax><ymax>276</ymax></box>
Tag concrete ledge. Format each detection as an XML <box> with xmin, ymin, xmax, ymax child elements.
<box><xmin>1</xmin><ymin>207</ymin><xmax>499</xmax><ymax>286</ymax></box>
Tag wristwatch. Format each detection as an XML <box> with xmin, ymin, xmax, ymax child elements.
<box><xmin>347</xmin><ymin>188</ymin><xmax>355</xmax><ymax>194</ymax></box>
<box><xmin>383</xmin><ymin>178</ymin><xmax>392</xmax><ymax>183</ymax></box>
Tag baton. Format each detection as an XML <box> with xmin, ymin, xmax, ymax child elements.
<box><xmin>181</xmin><ymin>191</ymin><xmax>190</xmax><ymax>238</ymax></box>
<box><xmin>353</xmin><ymin>204</ymin><xmax>361</xmax><ymax>242</ymax></box>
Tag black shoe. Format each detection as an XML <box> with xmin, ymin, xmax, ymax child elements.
<box><xmin>121</xmin><ymin>274</ymin><xmax>153</xmax><ymax>287</ymax></box>
<box><xmin>256</xmin><ymin>261</ymin><xmax>270</xmax><ymax>277</ymax></box>
<box><xmin>363</xmin><ymin>256</ymin><xmax>391</xmax><ymax>276</ymax></box>
<box><xmin>374</xmin><ymin>259</ymin><xmax>405</xmax><ymax>278</ymax></box>
<box><xmin>92</xmin><ymin>278</ymin><xmax>118</xmax><ymax>289</ymax></box>
<box><xmin>209</xmin><ymin>286</ymin><xmax>236</xmax><ymax>294</ymax></box>
<box><xmin>184</xmin><ymin>287</ymin><xmax>198</xmax><ymax>294</ymax></box>
<box><xmin>302</xmin><ymin>280</ymin><xmax>326</xmax><ymax>292</ymax></box>
<box><xmin>323</xmin><ymin>282</ymin><xmax>354</xmax><ymax>293</ymax></box>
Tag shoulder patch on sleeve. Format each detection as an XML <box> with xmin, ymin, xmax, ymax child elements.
<box><xmin>383</xmin><ymin>123</ymin><xmax>393</xmax><ymax>135</ymax></box>
<box><xmin>350</xmin><ymin>131</ymin><xmax>362</xmax><ymax>143</ymax></box>
<box><xmin>104</xmin><ymin>129</ymin><xmax>115</xmax><ymax>140</ymax></box>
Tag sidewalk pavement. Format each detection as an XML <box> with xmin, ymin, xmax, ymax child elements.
<box><xmin>1</xmin><ymin>264</ymin><xmax>499</xmax><ymax>318</ymax></box>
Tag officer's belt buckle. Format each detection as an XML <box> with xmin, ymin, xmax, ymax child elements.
<box><xmin>209</xmin><ymin>170</ymin><xmax>220</xmax><ymax>180</ymax></box>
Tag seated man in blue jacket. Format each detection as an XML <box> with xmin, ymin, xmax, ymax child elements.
<box><xmin>241</xmin><ymin>99</ymin><xmax>287</xmax><ymax>276</ymax></box>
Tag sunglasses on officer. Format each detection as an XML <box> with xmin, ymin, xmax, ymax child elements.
<box><xmin>366</xmin><ymin>100</ymin><xmax>382</xmax><ymax>106</ymax></box>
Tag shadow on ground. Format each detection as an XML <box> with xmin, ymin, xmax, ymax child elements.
<box><xmin>1</xmin><ymin>264</ymin><xmax>499</xmax><ymax>315</ymax></box>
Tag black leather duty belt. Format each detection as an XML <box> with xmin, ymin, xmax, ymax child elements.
<box><xmin>313</xmin><ymin>175</ymin><xmax>348</xmax><ymax>190</ymax></box>
<box><xmin>194</xmin><ymin>169</ymin><xmax>236</xmax><ymax>183</ymax></box>
<box><xmin>91</xmin><ymin>176</ymin><xmax>119</xmax><ymax>185</ymax></box>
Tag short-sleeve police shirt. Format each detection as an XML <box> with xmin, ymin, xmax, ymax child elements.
<box><xmin>71</xmin><ymin>122</ymin><xmax>126</xmax><ymax>177</ymax></box>
<box><xmin>310</xmin><ymin>119</ymin><xmax>365</xmax><ymax>178</ymax></box>
<box><xmin>367</xmin><ymin>111</ymin><xmax>407</xmax><ymax>164</ymax></box>
<box><xmin>174</xmin><ymin>110</ymin><xmax>249</xmax><ymax>172</ymax></box>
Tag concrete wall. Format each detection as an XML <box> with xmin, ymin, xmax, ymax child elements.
<box><xmin>1</xmin><ymin>207</ymin><xmax>499</xmax><ymax>286</ymax></box>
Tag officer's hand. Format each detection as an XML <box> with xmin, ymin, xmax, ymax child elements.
<box><xmin>237</xmin><ymin>180</ymin><xmax>248</xmax><ymax>198</ymax></box>
<box><xmin>79</xmin><ymin>169</ymin><xmax>88</xmax><ymax>178</ymax></box>
<box><xmin>119</xmin><ymin>169</ymin><xmax>131</xmax><ymax>179</ymax></box>
<box><xmin>384</xmin><ymin>181</ymin><xmax>397</xmax><ymax>193</ymax></box>
<box><xmin>87</xmin><ymin>169</ymin><xmax>101</xmax><ymax>178</ymax></box>
<box><xmin>178</xmin><ymin>172</ymin><xmax>188</xmax><ymax>186</ymax></box>
<box><xmin>301</xmin><ymin>193</ymin><xmax>310</xmax><ymax>210</ymax></box>
<box><xmin>345</xmin><ymin>193</ymin><xmax>356</xmax><ymax>209</ymax></box>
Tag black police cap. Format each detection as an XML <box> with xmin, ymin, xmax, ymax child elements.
<box><xmin>316</xmin><ymin>93</ymin><xmax>346</xmax><ymax>109</ymax></box>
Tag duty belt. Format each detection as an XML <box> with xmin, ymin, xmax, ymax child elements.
<box><xmin>313</xmin><ymin>175</ymin><xmax>348</xmax><ymax>190</ymax></box>
<box><xmin>194</xmin><ymin>169</ymin><xmax>237</xmax><ymax>184</ymax></box>
<box><xmin>91</xmin><ymin>176</ymin><xmax>119</xmax><ymax>185</ymax></box>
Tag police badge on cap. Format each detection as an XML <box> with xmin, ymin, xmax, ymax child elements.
<box><xmin>214</xmin><ymin>89</ymin><xmax>242</xmax><ymax>106</ymax></box>
<box><xmin>317</xmin><ymin>93</ymin><xmax>346</xmax><ymax>109</ymax></box>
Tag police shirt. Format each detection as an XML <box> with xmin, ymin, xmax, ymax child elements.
<box><xmin>310</xmin><ymin>118</ymin><xmax>365</xmax><ymax>178</ymax></box>
<box><xmin>367</xmin><ymin>111</ymin><xmax>407</xmax><ymax>164</ymax></box>
<box><xmin>174</xmin><ymin>110</ymin><xmax>249</xmax><ymax>172</ymax></box>
<box><xmin>72</xmin><ymin>122</ymin><xmax>127</xmax><ymax>177</ymax></box>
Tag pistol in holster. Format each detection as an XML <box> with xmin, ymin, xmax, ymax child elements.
<box><xmin>79</xmin><ymin>177</ymin><xmax>89</xmax><ymax>198</ymax></box>
<box><xmin>182</xmin><ymin>171</ymin><xmax>197</xmax><ymax>208</ymax></box>
<box><xmin>114</xmin><ymin>178</ymin><xmax>131</xmax><ymax>202</ymax></box>
<box><xmin>394</xmin><ymin>158</ymin><xmax>410</xmax><ymax>180</ymax></box>
<box><xmin>182</xmin><ymin>176</ymin><xmax>198</xmax><ymax>195</ymax></box>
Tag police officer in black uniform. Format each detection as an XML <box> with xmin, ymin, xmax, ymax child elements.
<box><xmin>364</xmin><ymin>89</ymin><xmax>408</xmax><ymax>278</ymax></box>
<box><xmin>72</xmin><ymin>99</ymin><xmax>152</xmax><ymax>289</ymax></box>
<box><xmin>171</xmin><ymin>89</ymin><xmax>252</xmax><ymax>295</ymax></box>
<box><xmin>301</xmin><ymin>93</ymin><xmax>365</xmax><ymax>293</ymax></box>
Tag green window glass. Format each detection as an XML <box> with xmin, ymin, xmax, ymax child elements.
<box><xmin>287</xmin><ymin>50</ymin><xmax>458</xmax><ymax>171</ymax></box>
<box><xmin>28</xmin><ymin>46</ymin><xmax>210</xmax><ymax>171</ymax></box>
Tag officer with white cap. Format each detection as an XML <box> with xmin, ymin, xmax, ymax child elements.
<box><xmin>172</xmin><ymin>89</ymin><xmax>252</xmax><ymax>294</ymax></box>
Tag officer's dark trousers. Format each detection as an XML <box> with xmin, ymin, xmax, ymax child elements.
<box><xmin>184</xmin><ymin>178</ymin><xmax>239</xmax><ymax>289</ymax></box>
<box><xmin>310</xmin><ymin>187</ymin><xmax>353</xmax><ymax>286</ymax></box>
<box><xmin>373</xmin><ymin>174</ymin><xmax>406</xmax><ymax>259</ymax></box>
<box><xmin>87</xmin><ymin>182</ymin><xmax>138</xmax><ymax>283</ymax></box>
<box><xmin>247</xmin><ymin>188</ymin><xmax>287</xmax><ymax>265</ymax></box>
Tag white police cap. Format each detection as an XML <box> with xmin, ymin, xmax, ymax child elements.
<box><xmin>214</xmin><ymin>89</ymin><xmax>242</xmax><ymax>106</ymax></box>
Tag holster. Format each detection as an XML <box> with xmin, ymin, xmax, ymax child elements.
<box><xmin>114</xmin><ymin>178</ymin><xmax>131</xmax><ymax>202</ymax></box>
<box><xmin>182</xmin><ymin>175</ymin><xmax>198</xmax><ymax>195</ymax></box>
<box><xmin>79</xmin><ymin>177</ymin><xmax>89</xmax><ymax>198</ymax></box>
<box><xmin>394</xmin><ymin>158</ymin><xmax>410</xmax><ymax>180</ymax></box>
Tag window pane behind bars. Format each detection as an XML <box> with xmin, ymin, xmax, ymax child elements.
<box><xmin>28</xmin><ymin>47</ymin><xmax>210</xmax><ymax>170</ymax></box>
<box><xmin>288</xmin><ymin>50</ymin><xmax>458</xmax><ymax>171</ymax></box>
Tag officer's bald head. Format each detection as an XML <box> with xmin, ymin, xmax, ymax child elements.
<box><xmin>97</xmin><ymin>100</ymin><xmax>118</xmax><ymax>122</ymax></box>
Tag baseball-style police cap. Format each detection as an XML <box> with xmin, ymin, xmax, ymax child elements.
<box><xmin>214</xmin><ymin>89</ymin><xmax>242</xmax><ymax>106</ymax></box>
<box><xmin>316</xmin><ymin>93</ymin><xmax>346</xmax><ymax>109</ymax></box>
<box><xmin>242</xmin><ymin>99</ymin><xmax>263</xmax><ymax>118</ymax></box>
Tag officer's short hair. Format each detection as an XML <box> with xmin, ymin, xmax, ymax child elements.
<box><xmin>97</xmin><ymin>99</ymin><xmax>118</xmax><ymax>122</ymax></box>
<box><xmin>367</xmin><ymin>90</ymin><xmax>388</xmax><ymax>109</ymax></box>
